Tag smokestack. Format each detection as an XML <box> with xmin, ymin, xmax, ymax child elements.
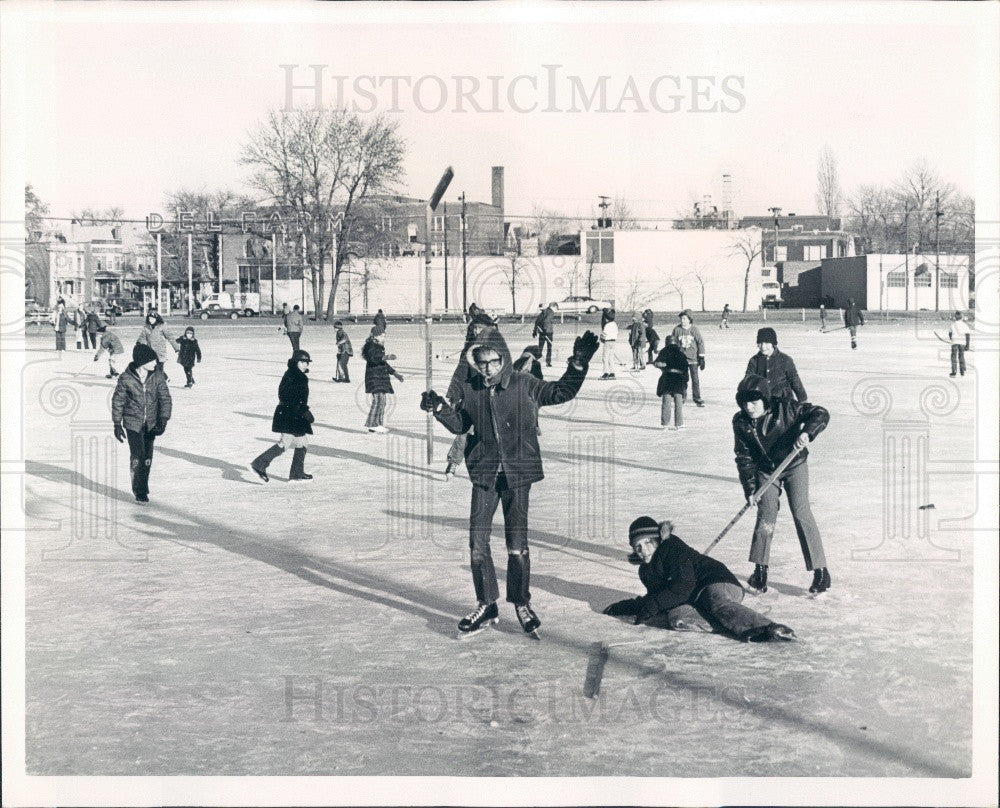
<box><xmin>722</xmin><ymin>173</ymin><xmax>733</xmax><ymax>227</ymax></box>
<box><xmin>492</xmin><ymin>166</ymin><xmax>505</xmax><ymax>250</ymax></box>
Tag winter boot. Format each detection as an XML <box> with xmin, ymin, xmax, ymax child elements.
<box><xmin>289</xmin><ymin>447</ymin><xmax>313</xmax><ymax>481</ymax></box>
<box><xmin>766</xmin><ymin>623</ymin><xmax>797</xmax><ymax>641</ymax></box>
<box><xmin>458</xmin><ymin>601</ymin><xmax>499</xmax><ymax>633</ymax></box>
<box><xmin>251</xmin><ymin>444</ymin><xmax>285</xmax><ymax>483</ymax></box>
<box><xmin>747</xmin><ymin>563</ymin><xmax>768</xmax><ymax>593</ymax></box>
<box><xmin>809</xmin><ymin>567</ymin><xmax>831</xmax><ymax>595</ymax></box>
<box><xmin>515</xmin><ymin>602</ymin><xmax>541</xmax><ymax>634</ymax></box>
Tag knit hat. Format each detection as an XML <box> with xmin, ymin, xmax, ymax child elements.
<box><xmin>678</xmin><ymin>309</ymin><xmax>693</xmax><ymax>321</ymax></box>
<box><xmin>293</xmin><ymin>349</ymin><xmax>312</xmax><ymax>363</ymax></box>
<box><xmin>628</xmin><ymin>516</ymin><xmax>661</xmax><ymax>547</ymax></box>
<box><xmin>953</xmin><ymin>311</ymin><xmax>963</xmax><ymax>320</ymax></box>
<box><xmin>132</xmin><ymin>342</ymin><xmax>158</xmax><ymax>366</ymax></box>
<box><xmin>756</xmin><ymin>327</ymin><xmax>778</xmax><ymax>345</ymax></box>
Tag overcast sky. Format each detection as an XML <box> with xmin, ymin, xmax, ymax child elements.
<box><xmin>15</xmin><ymin>3</ymin><xmax>991</xmax><ymax>224</ymax></box>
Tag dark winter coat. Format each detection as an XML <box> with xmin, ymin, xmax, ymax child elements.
<box><xmin>52</xmin><ymin>308</ymin><xmax>69</xmax><ymax>333</ymax></box>
<box><xmin>373</xmin><ymin>311</ymin><xmax>387</xmax><ymax>334</ymax></box>
<box><xmin>642</xmin><ymin>309</ymin><xmax>654</xmax><ymax>328</ymax></box>
<box><xmin>433</xmin><ymin>329</ymin><xmax>586</xmax><ymax>489</ymax></box>
<box><xmin>628</xmin><ymin>320</ymin><xmax>647</xmax><ymax>348</ymax></box>
<box><xmin>95</xmin><ymin>331</ymin><xmax>123</xmax><ymax>358</ymax></box>
<box><xmin>654</xmin><ymin>345</ymin><xmax>689</xmax><ymax>397</ymax></box>
<box><xmin>112</xmin><ymin>365</ymin><xmax>172</xmax><ymax>433</ymax></box>
<box><xmin>335</xmin><ymin>327</ymin><xmax>353</xmax><ymax>356</ymax></box>
<box><xmin>535</xmin><ymin>306</ymin><xmax>554</xmax><ymax>335</ymax></box>
<box><xmin>85</xmin><ymin>311</ymin><xmax>102</xmax><ymax>333</ymax></box>
<box><xmin>844</xmin><ymin>302</ymin><xmax>865</xmax><ymax>327</ymax></box>
<box><xmin>271</xmin><ymin>357</ymin><xmax>313</xmax><ymax>436</ymax></box>
<box><xmin>177</xmin><ymin>336</ymin><xmax>202</xmax><ymax>368</ymax></box>
<box><xmin>744</xmin><ymin>348</ymin><xmax>807</xmax><ymax>403</ymax></box>
<box><xmin>362</xmin><ymin>338</ymin><xmax>398</xmax><ymax>394</ymax></box>
<box><xmin>732</xmin><ymin>375</ymin><xmax>829</xmax><ymax>498</ymax></box>
<box><xmin>637</xmin><ymin>533</ymin><xmax>742</xmax><ymax>615</ymax></box>
<box><xmin>670</xmin><ymin>323</ymin><xmax>705</xmax><ymax>363</ymax></box>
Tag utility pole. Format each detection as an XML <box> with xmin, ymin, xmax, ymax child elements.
<box><xmin>598</xmin><ymin>195</ymin><xmax>611</xmax><ymax>228</ymax></box>
<box><xmin>934</xmin><ymin>191</ymin><xmax>943</xmax><ymax>312</ymax></box>
<box><xmin>903</xmin><ymin>205</ymin><xmax>910</xmax><ymax>311</ymax></box>
<box><xmin>768</xmin><ymin>207</ymin><xmax>782</xmax><ymax>266</ymax></box>
<box><xmin>460</xmin><ymin>192</ymin><xmax>468</xmax><ymax>313</ymax></box>
<box><xmin>443</xmin><ymin>201</ymin><xmax>449</xmax><ymax>312</ymax></box>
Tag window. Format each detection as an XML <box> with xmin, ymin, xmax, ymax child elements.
<box><xmin>774</xmin><ymin>246</ymin><xmax>787</xmax><ymax>262</ymax></box>
<box><xmin>432</xmin><ymin>215</ymin><xmax>444</xmax><ymax>233</ymax></box>
<box><xmin>761</xmin><ymin>269</ymin><xmax>771</xmax><ymax>277</ymax></box>
<box><xmin>585</xmin><ymin>231</ymin><xmax>614</xmax><ymax>263</ymax></box>
<box><xmin>914</xmin><ymin>273</ymin><xmax>931</xmax><ymax>287</ymax></box>
<box><xmin>381</xmin><ymin>216</ymin><xmax>393</xmax><ymax>232</ymax></box>
<box><xmin>803</xmin><ymin>245</ymin><xmax>828</xmax><ymax>261</ymax></box>
<box><xmin>886</xmin><ymin>272</ymin><xmax>906</xmax><ymax>288</ymax></box>
<box><xmin>940</xmin><ymin>273</ymin><xmax>959</xmax><ymax>289</ymax></box>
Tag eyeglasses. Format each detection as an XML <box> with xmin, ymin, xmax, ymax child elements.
<box><xmin>476</xmin><ymin>359</ymin><xmax>503</xmax><ymax>370</ymax></box>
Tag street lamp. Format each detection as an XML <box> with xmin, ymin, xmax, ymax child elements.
<box><xmin>768</xmin><ymin>207</ymin><xmax>782</xmax><ymax>266</ymax></box>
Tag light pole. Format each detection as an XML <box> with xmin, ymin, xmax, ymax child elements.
<box><xmin>903</xmin><ymin>205</ymin><xmax>911</xmax><ymax>311</ymax></box>
<box><xmin>934</xmin><ymin>192</ymin><xmax>943</xmax><ymax>312</ymax></box>
<box><xmin>598</xmin><ymin>195</ymin><xmax>610</xmax><ymax>228</ymax></box>
<box><xmin>768</xmin><ymin>207</ymin><xmax>782</xmax><ymax>266</ymax></box>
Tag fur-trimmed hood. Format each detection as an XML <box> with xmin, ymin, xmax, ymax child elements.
<box><xmin>466</xmin><ymin>327</ymin><xmax>515</xmax><ymax>387</ymax></box>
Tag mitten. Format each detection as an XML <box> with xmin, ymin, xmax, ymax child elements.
<box><xmin>150</xmin><ymin>421</ymin><xmax>167</xmax><ymax>437</ymax></box>
<box><xmin>420</xmin><ymin>390</ymin><xmax>445</xmax><ymax>412</ymax></box>
<box><xmin>634</xmin><ymin>595</ymin><xmax>657</xmax><ymax>624</ymax></box>
<box><xmin>571</xmin><ymin>330</ymin><xmax>600</xmax><ymax>365</ymax></box>
<box><xmin>698</xmin><ymin>356</ymin><xmax>706</xmax><ymax>371</ymax></box>
<box><xmin>113</xmin><ymin>423</ymin><xmax>126</xmax><ymax>443</ymax></box>
<box><xmin>602</xmin><ymin>598</ymin><xmax>642</xmax><ymax>617</ymax></box>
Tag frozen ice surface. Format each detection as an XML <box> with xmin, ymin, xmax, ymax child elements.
<box><xmin>22</xmin><ymin>316</ymin><xmax>974</xmax><ymax>776</ymax></box>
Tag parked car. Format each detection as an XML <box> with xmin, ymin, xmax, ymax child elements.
<box><xmin>761</xmin><ymin>282</ymin><xmax>783</xmax><ymax>309</ymax></box>
<box><xmin>194</xmin><ymin>292</ymin><xmax>261</xmax><ymax>319</ymax></box>
<box><xmin>551</xmin><ymin>295</ymin><xmax>613</xmax><ymax>315</ymax></box>
<box><xmin>101</xmin><ymin>297</ymin><xmax>143</xmax><ymax>316</ymax></box>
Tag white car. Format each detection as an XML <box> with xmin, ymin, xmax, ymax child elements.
<box><xmin>551</xmin><ymin>295</ymin><xmax>613</xmax><ymax>315</ymax></box>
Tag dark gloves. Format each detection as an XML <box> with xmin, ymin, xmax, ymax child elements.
<box><xmin>698</xmin><ymin>356</ymin><xmax>706</xmax><ymax>371</ymax></box>
<box><xmin>571</xmin><ymin>330</ymin><xmax>600</xmax><ymax>366</ymax></box>
<box><xmin>602</xmin><ymin>597</ymin><xmax>642</xmax><ymax>617</ymax></box>
<box><xmin>302</xmin><ymin>408</ymin><xmax>315</xmax><ymax>425</ymax></box>
<box><xmin>386</xmin><ymin>354</ymin><xmax>397</xmax><ymax>361</ymax></box>
<box><xmin>149</xmin><ymin>420</ymin><xmax>167</xmax><ymax>437</ymax></box>
<box><xmin>113</xmin><ymin>423</ymin><xmax>126</xmax><ymax>443</ymax></box>
<box><xmin>634</xmin><ymin>595</ymin><xmax>657</xmax><ymax>625</ymax></box>
<box><xmin>420</xmin><ymin>390</ymin><xmax>445</xmax><ymax>412</ymax></box>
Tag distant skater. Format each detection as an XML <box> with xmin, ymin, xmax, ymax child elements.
<box><xmin>744</xmin><ymin>327</ymin><xmax>807</xmax><ymax>403</ymax></box>
<box><xmin>93</xmin><ymin>325</ymin><xmax>124</xmax><ymax>378</ymax></box>
<box><xmin>671</xmin><ymin>310</ymin><xmax>706</xmax><ymax>406</ymax></box>
<box><xmin>720</xmin><ymin>304</ymin><xmax>731</xmax><ymax>329</ymax></box>
<box><xmin>284</xmin><ymin>305</ymin><xmax>304</xmax><ymax>354</ymax></box>
<box><xmin>362</xmin><ymin>329</ymin><xmax>403</xmax><ymax>433</ymax></box>
<box><xmin>653</xmin><ymin>335</ymin><xmax>688</xmax><ymax>430</ymax></box>
<box><xmin>333</xmin><ymin>320</ymin><xmax>353</xmax><ymax>382</ymax></box>
<box><xmin>250</xmin><ymin>349</ymin><xmax>316</xmax><ymax>483</ymax></box>
<box><xmin>599</xmin><ymin>308</ymin><xmax>618</xmax><ymax>380</ymax></box>
<box><xmin>177</xmin><ymin>326</ymin><xmax>202</xmax><ymax>388</ymax></box>
<box><xmin>843</xmin><ymin>298</ymin><xmax>865</xmax><ymax>349</ymax></box>
<box><xmin>947</xmin><ymin>311</ymin><xmax>971</xmax><ymax>377</ymax></box>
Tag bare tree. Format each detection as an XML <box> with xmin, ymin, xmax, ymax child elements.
<box><xmin>241</xmin><ymin>108</ymin><xmax>405</xmax><ymax>321</ymax></box>
<box><xmin>584</xmin><ymin>246</ymin><xmax>603</xmax><ymax>297</ymax></box>
<box><xmin>70</xmin><ymin>206</ymin><xmax>124</xmax><ymax>226</ymax></box>
<box><xmin>730</xmin><ymin>230</ymin><xmax>763</xmax><ymax>312</ymax></box>
<box><xmin>894</xmin><ymin>159</ymin><xmax>955</xmax><ymax>252</ymax></box>
<box><xmin>665</xmin><ymin>274</ymin><xmax>687</xmax><ymax>309</ymax></box>
<box><xmin>610</xmin><ymin>194</ymin><xmax>639</xmax><ymax>230</ymax></box>
<box><xmin>557</xmin><ymin>256</ymin><xmax>584</xmax><ymax>300</ymax></box>
<box><xmin>500</xmin><ymin>254</ymin><xmax>530</xmax><ymax>314</ymax></box>
<box><xmin>690</xmin><ymin>264</ymin><xmax>710</xmax><ymax>311</ymax></box>
<box><xmin>25</xmin><ymin>184</ymin><xmax>49</xmax><ymax>242</ymax></box>
<box><xmin>815</xmin><ymin>145</ymin><xmax>843</xmax><ymax>220</ymax></box>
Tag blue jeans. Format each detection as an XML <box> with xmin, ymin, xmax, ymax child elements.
<box><xmin>750</xmin><ymin>460</ymin><xmax>826</xmax><ymax>570</ymax></box>
<box><xmin>950</xmin><ymin>344</ymin><xmax>966</xmax><ymax>374</ymax></box>
<box><xmin>644</xmin><ymin>582</ymin><xmax>771</xmax><ymax>637</ymax></box>
<box><xmin>469</xmin><ymin>475</ymin><xmax>531</xmax><ymax>605</ymax></box>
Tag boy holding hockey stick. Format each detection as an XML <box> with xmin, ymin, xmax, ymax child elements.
<box><xmin>604</xmin><ymin>517</ymin><xmax>795</xmax><ymax>642</ymax></box>
<box><xmin>420</xmin><ymin>329</ymin><xmax>600</xmax><ymax>637</ymax></box>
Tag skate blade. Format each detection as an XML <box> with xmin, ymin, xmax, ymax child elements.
<box><xmin>525</xmin><ymin>629</ymin><xmax>541</xmax><ymax>641</ymax></box>
<box><xmin>456</xmin><ymin>618</ymin><xmax>499</xmax><ymax>640</ymax></box>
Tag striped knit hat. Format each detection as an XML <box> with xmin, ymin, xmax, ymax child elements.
<box><xmin>628</xmin><ymin>516</ymin><xmax>661</xmax><ymax>546</ymax></box>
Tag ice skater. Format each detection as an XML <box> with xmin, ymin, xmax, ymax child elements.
<box><xmin>136</xmin><ymin>310</ymin><xmax>180</xmax><ymax>372</ymax></box>
<box><xmin>177</xmin><ymin>326</ymin><xmax>202</xmax><ymax>388</ymax></box>
<box><xmin>819</xmin><ymin>304</ymin><xmax>828</xmax><ymax>331</ymax></box>
<box><xmin>443</xmin><ymin>312</ymin><xmax>500</xmax><ymax>480</ymax></box>
<box><xmin>643</xmin><ymin>308</ymin><xmax>659</xmax><ymax>364</ymax></box>
<box><xmin>532</xmin><ymin>301</ymin><xmax>555</xmax><ymax>367</ymax></box>
<box><xmin>52</xmin><ymin>298</ymin><xmax>68</xmax><ymax>356</ymax></box>
<box><xmin>843</xmin><ymin>298</ymin><xmax>865</xmax><ymax>349</ymax></box>
<box><xmin>671</xmin><ymin>310</ymin><xmax>706</xmax><ymax>406</ymax></box>
<box><xmin>653</xmin><ymin>335</ymin><xmax>688</xmax><ymax>430</ymax></box>
<box><xmin>599</xmin><ymin>307</ymin><xmax>618</xmax><ymax>380</ymax></box>
<box><xmin>250</xmin><ymin>349</ymin><xmax>316</xmax><ymax>482</ymax></box>
<box><xmin>283</xmin><ymin>304</ymin><xmax>304</xmax><ymax>354</ymax></box>
<box><xmin>744</xmin><ymin>327</ymin><xmax>807</xmax><ymax>403</ymax></box>
<box><xmin>733</xmin><ymin>375</ymin><xmax>831</xmax><ymax>595</ymax></box>
<box><xmin>332</xmin><ymin>320</ymin><xmax>353</xmax><ymax>382</ymax></box>
<box><xmin>84</xmin><ymin>305</ymin><xmax>102</xmax><ymax>349</ymax></box>
<box><xmin>603</xmin><ymin>517</ymin><xmax>795</xmax><ymax>642</ymax></box>
<box><xmin>947</xmin><ymin>311</ymin><xmax>971</xmax><ymax>377</ymax></box>
<box><xmin>373</xmin><ymin>308</ymin><xmax>387</xmax><ymax>335</ymax></box>
<box><xmin>720</xmin><ymin>304</ymin><xmax>731</xmax><ymax>329</ymax></box>
<box><xmin>111</xmin><ymin>343</ymin><xmax>172</xmax><ymax>503</ymax></box>
<box><xmin>420</xmin><ymin>328</ymin><xmax>600</xmax><ymax>637</ymax></box>
<box><xmin>93</xmin><ymin>325</ymin><xmax>124</xmax><ymax>378</ymax></box>
<box><xmin>362</xmin><ymin>329</ymin><xmax>403</xmax><ymax>433</ymax></box>
<box><xmin>628</xmin><ymin>312</ymin><xmax>647</xmax><ymax>370</ymax></box>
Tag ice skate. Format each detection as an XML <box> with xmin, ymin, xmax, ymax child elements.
<box><xmin>515</xmin><ymin>603</ymin><xmax>541</xmax><ymax>638</ymax></box>
<box><xmin>808</xmin><ymin>567</ymin><xmax>831</xmax><ymax>595</ymax></box>
<box><xmin>747</xmin><ymin>563</ymin><xmax>768</xmax><ymax>593</ymax></box>
<box><xmin>457</xmin><ymin>601</ymin><xmax>499</xmax><ymax>638</ymax></box>
<box><xmin>368</xmin><ymin>425</ymin><xmax>389</xmax><ymax>434</ymax></box>
<box><xmin>766</xmin><ymin>623</ymin><xmax>797</xmax><ymax>641</ymax></box>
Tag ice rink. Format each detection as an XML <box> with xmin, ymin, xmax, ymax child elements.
<box><xmin>19</xmin><ymin>313</ymin><xmax>978</xmax><ymax>777</ymax></box>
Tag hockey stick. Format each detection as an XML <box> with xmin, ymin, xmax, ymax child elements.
<box><xmin>820</xmin><ymin>325</ymin><xmax>848</xmax><ymax>333</ymax></box>
<box><xmin>703</xmin><ymin>445</ymin><xmax>804</xmax><ymax>556</ymax></box>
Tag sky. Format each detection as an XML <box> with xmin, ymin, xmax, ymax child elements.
<box><xmin>12</xmin><ymin>3</ymin><xmax>991</xmax><ymax>225</ymax></box>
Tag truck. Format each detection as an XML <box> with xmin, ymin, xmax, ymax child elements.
<box><xmin>761</xmin><ymin>282</ymin><xmax>783</xmax><ymax>309</ymax></box>
<box><xmin>196</xmin><ymin>292</ymin><xmax>261</xmax><ymax>319</ymax></box>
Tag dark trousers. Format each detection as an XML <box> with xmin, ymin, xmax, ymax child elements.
<box><xmin>84</xmin><ymin>330</ymin><xmax>97</xmax><ymax>349</ymax></box>
<box><xmin>950</xmin><ymin>344</ymin><xmax>966</xmax><ymax>375</ymax></box>
<box><xmin>688</xmin><ymin>361</ymin><xmax>702</xmax><ymax>402</ymax></box>
<box><xmin>750</xmin><ymin>461</ymin><xmax>826</xmax><ymax>570</ymax></box>
<box><xmin>537</xmin><ymin>331</ymin><xmax>553</xmax><ymax>365</ymax></box>
<box><xmin>336</xmin><ymin>353</ymin><xmax>350</xmax><ymax>382</ymax></box>
<box><xmin>126</xmin><ymin>427</ymin><xmax>157</xmax><ymax>497</ymax></box>
<box><xmin>182</xmin><ymin>364</ymin><xmax>195</xmax><ymax>385</ymax></box>
<box><xmin>646</xmin><ymin>334</ymin><xmax>659</xmax><ymax>363</ymax></box>
<box><xmin>644</xmin><ymin>582</ymin><xmax>771</xmax><ymax>637</ymax></box>
<box><xmin>469</xmin><ymin>475</ymin><xmax>531</xmax><ymax>605</ymax></box>
<box><xmin>55</xmin><ymin>332</ymin><xmax>66</xmax><ymax>351</ymax></box>
<box><xmin>287</xmin><ymin>332</ymin><xmax>301</xmax><ymax>353</ymax></box>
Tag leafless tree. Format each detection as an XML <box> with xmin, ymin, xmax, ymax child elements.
<box><xmin>241</xmin><ymin>108</ymin><xmax>405</xmax><ymax>321</ymax></box>
<box><xmin>70</xmin><ymin>206</ymin><xmax>125</xmax><ymax>226</ymax></box>
<box><xmin>665</xmin><ymin>274</ymin><xmax>687</xmax><ymax>309</ymax></box>
<box><xmin>730</xmin><ymin>229</ymin><xmax>763</xmax><ymax>312</ymax></box>
<box><xmin>25</xmin><ymin>184</ymin><xmax>49</xmax><ymax>242</ymax></box>
<box><xmin>690</xmin><ymin>264</ymin><xmax>710</xmax><ymax>311</ymax></box>
<box><xmin>500</xmin><ymin>254</ymin><xmax>530</xmax><ymax>314</ymax></box>
<box><xmin>893</xmin><ymin>160</ymin><xmax>956</xmax><ymax>253</ymax></box>
<box><xmin>610</xmin><ymin>195</ymin><xmax>640</xmax><ymax>230</ymax></box>
<box><xmin>815</xmin><ymin>146</ymin><xmax>843</xmax><ymax>220</ymax></box>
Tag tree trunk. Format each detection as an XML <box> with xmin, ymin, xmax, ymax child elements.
<box><xmin>316</xmin><ymin>245</ymin><xmax>327</xmax><ymax>320</ymax></box>
<box><xmin>742</xmin><ymin>266</ymin><xmax>750</xmax><ymax>312</ymax></box>
<box><xmin>324</xmin><ymin>250</ymin><xmax>344</xmax><ymax>322</ymax></box>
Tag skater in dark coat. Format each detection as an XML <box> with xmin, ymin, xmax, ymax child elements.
<box><xmin>843</xmin><ymin>298</ymin><xmax>865</xmax><ymax>349</ymax></box>
<box><xmin>603</xmin><ymin>518</ymin><xmax>795</xmax><ymax>642</ymax></box>
<box><xmin>628</xmin><ymin>313</ymin><xmax>647</xmax><ymax>370</ymax></box>
<box><xmin>362</xmin><ymin>330</ymin><xmax>403</xmax><ymax>432</ymax></box>
<box><xmin>420</xmin><ymin>328</ymin><xmax>600</xmax><ymax>636</ymax></box>
<box><xmin>93</xmin><ymin>326</ymin><xmax>124</xmax><ymax>378</ymax></box>
<box><xmin>532</xmin><ymin>302</ymin><xmax>555</xmax><ymax>367</ymax></box>
<box><xmin>373</xmin><ymin>308</ymin><xmax>387</xmax><ymax>335</ymax></box>
<box><xmin>333</xmin><ymin>321</ymin><xmax>353</xmax><ymax>382</ymax></box>
<box><xmin>84</xmin><ymin>307</ymin><xmax>102</xmax><ymax>349</ymax></box>
<box><xmin>176</xmin><ymin>326</ymin><xmax>202</xmax><ymax>388</ymax></box>
<box><xmin>111</xmin><ymin>343</ymin><xmax>172</xmax><ymax>502</ymax></box>
<box><xmin>733</xmin><ymin>374</ymin><xmax>831</xmax><ymax>595</ymax></box>
<box><xmin>642</xmin><ymin>309</ymin><xmax>659</xmax><ymax>363</ymax></box>
<box><xmin>744</xmin><ymin>327</ymin><xmax>807</xmax><ymax>403</ymax></box>
<box><xmin>251</xmin><ymin>349</ymin><xmax>315</xmax><ymax>482</ymax></box>
<box><xmin>52</xmin><ymin>299</ymin><xmax>69</xmax><ymax>354</ymax></box>
<box><xmin>653</xmin><ymin>335</ymin><xmax>689</xmax><ymax>429</ymax></box>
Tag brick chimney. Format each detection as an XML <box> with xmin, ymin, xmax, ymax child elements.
<box><xmin>492</xmin><ymin>166</ymin><xmax>505</xmax><ymax>252</ymax></box>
